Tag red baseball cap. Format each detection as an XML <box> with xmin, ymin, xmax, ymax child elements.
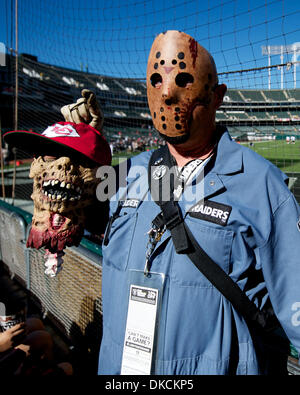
<box><xmin>3</xmin><ymin>122</ymin><xmax>112</xmax><ymax>166</ymax></box>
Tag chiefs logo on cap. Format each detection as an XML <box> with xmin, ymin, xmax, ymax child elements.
<box><xmin>3</xmin><ymin>121</ymin><xmax>112</xmax><ymax>166</ymax></box>
<box><xmin>42</xmin><ymin>123</ymin><xmax>80</xmax><ymax>138</ymax></box>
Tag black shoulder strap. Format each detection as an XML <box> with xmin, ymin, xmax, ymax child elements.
<box><xmin>183</xmin><ymin>224</ymin><xmax>271</xmax><ymax>330</ymax></box>
<box><xmin>148</xmin><ymin>147</ymin><xmax>278</xmax><ymax>332</ymax></box>
<box><xmin>148</xmin><ymin>146</ymin><xmax>190</xmax><ymax>254</ymax></box>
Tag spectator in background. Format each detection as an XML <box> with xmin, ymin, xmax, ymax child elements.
<box><xmin>0</xmin><ymin>317</ymin><xmax>73</xmax><ymax>375</ymax></box>
<box><xmin>0</xmin><ymin>281</ymin><xmax>73</xmax><ymax>376</ymax></box>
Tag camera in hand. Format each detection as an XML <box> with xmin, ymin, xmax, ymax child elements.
<box><xmin>0</xmin><ymin>296</ymin><xmax>26</xmax><ymax>332</ymax></box>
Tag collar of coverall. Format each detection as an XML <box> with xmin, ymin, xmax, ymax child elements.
<box><xmin>206</xmin><ymin>126</ymin><xmax>243</xmax><ymax>175</ymax></box>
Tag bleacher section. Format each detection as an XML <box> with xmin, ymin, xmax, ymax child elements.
<box><xmin>287</xmin><ymin>90</ymin><xmax>300</xmax><ymax>101</ymax></box>
<box><xmin>0</xmin><ymin>54</ymin><xmax>299</xmax><ymax>143</ymax></box>
<box><xmin>216</xmin><ymin>111</ymin><xmax>228</xmax><ymax>120</ymax></box>
<box><xmin>223</xmin><ymin>90</ymin><xmax>243</xmax><ymax>102</ymax></box>
<box><xmin>263</xmin><ymin>90</ymin><xmax>288</xmax><ymax>102</ymax></box>
<box><xmin>290</xmin><ymin>111</ymin><xmax>300</xmax><ymax>119</ymax></box>
<box><xmin>269</xmin><ymin>111</ymin><xmax>291</xmax><ymax>120</ymax></box>
<box><xmin>226</xmin><ymin>111</ymin><xmax>249</xmax><ymax>120</ymax></box>
<box><xmin>275</xmin><ymin>125</ymin><xmax>297</xmax><ymax>133</ymax></box>
<box><xmin>249</xmin><ymin>111</ymin><xmax>271</xmax><ymax>120</ymax></box>
<box><xmin>254</xmin><ymin>126</ymin><xmax>276</xmax><ymax>133</ymax></box>
<box><xmin>240</xmin><ymin>90</ymin><xmax>266</xmax><ymax>102</ymax></box>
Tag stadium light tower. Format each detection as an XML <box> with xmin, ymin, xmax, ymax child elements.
<box><xmin>262</xmin><ymin>43</ymin><xmax>300</xmax><ymax>89</ymax></box>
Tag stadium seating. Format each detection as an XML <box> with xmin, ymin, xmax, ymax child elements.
<box><xmin>215</xmin><ymin>111</ymin><xmax>228</xmax><ymax>120</ymax></box>
<box><xmin>287</xmin><ymin>90</ymin><xmax>300</xmax><ymax>101</ymax></box>
<box><xmin>240</xmin><ymin>90</ymin><xmax>266</xmax><ymax>102</ymax></box>
<box><xmin>226</xmin><ymin>111</ymin><xmax>250</xmax><ymax>120</ymax></box>
<box><xmin>275</xmin><ymin>125</ymin><xmax>297</xmax><ymax>133</ymax></box>
<box><xmin>0</xmin><ymin>54</ymin><xmax>299</xmax><ymax>144</ymax></box>
<box><xmin>248</xmin><ymin>111</ymin><xmax>271</xmax><ymax>120</ymax></box>
<box><xmin>269</xmin><ymin>111</ymin><xmax>291</xmax><ymax>120</ymax></box>
<box><xmin>223</xmin><ymin>90</ymin><xmax>243</xmax><ymax>102</ymax></box>
<box><xmin>290</xmin><ymin>111</ymin><xmax>300</xmax><ymax>119</ymax></box>
<box><xmin>263</xmin><ymin>90</ymin><xmax>289</xmax><ymax>102</ymax></box>
<box><xmin>254</xmin><ymin>126</ymin><xmax>276</xmax><ymax>133</ymax></box>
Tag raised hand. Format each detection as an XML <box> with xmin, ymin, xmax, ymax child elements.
<box><xmin>61</xmin><ymin>89</ymin><xmax>104</xmax><ymax>131</ymax></box>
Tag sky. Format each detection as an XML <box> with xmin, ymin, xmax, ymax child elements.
<box><xmin>0</xmin><ymin>0</ymin><xmax>300</xmax><ymax>89</ymax></box>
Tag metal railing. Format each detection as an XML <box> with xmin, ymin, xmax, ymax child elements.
<box><xmin>0</xmin><ymin>199</ymin><xmax>103</xmax><ymax>350</ymax></box>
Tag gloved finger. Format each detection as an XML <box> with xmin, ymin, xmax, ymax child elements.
<box><xmin>68</xmin><ymin>106</ymin><xmax>83</xmax><ymax>123</ymax></box>
<box><xmin>75</xmin><ymin>102</ymin><xmax>90</xmax><ymax>122</ymax></box>
<box><xmin>86</xmin><ymin>92</ymin><xmax>99</xmax><ymax>114</ymax></box>
<box><xmin>68</xmin><ymin>101</ymin><xmax>88</xmax><ymax>123</ymax></box>
<box><xmin>89</xmin><ymin>110</ymin><xmax>104</xmax><ymax>130</ymax></box>
<box><xmin>81</xmin><ymin>89</ymin><xmax>94</xmax><ymax>101</ymax></box>
<box><xmin>89</xmin><ymin>117</ymin><xmax>102</xmax><ymax>130</ymax></box>
<box><xmin>60</xmin><ymin>105</ymin><xmax>73</xmax><ymax>122</ymax></box>
<box><xmin>61</xmin><ymin>90</ymin><xmax>103</xmax><ymax>129</ymax></box>
<box><xmin>85</xmin><ymin>93</ymin><xmax>104</xmax><ymax>130</ymax></box>
<box><xmin>72</xmin><ymin>96</ymin><xmax>93</xmax><ymax>123</ymax></box>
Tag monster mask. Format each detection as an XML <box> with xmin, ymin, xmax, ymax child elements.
<box><xmin>4</xmin><ymin>121</ymin><xmax>111</xmax><ymax>276</ymax></box>
<box><xmin>27</xmin><ymin>154</ymin><xmax>99</xmax><ymax>252</ymax></box>
<box><xmin>146</xmin><ymin>30</ymin><xmax>218</xmax><ymax>144</ymax></box>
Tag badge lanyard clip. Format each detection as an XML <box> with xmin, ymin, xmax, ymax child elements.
<box><xmin>144</xmin><ymin>223</ymin><xmax>166</xmax><ymax>276</ymax></box>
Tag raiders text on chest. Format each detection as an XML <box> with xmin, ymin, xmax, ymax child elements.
<box><xmin>189</xmin><ymin>200</ymin><xmax>232</xmax><ymax>226</ymax></box>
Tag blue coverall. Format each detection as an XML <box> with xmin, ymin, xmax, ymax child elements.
<box><xmin>98</xmin><ymin>129</ymin><xmax>300</xmax><ymax>375</ymax></box>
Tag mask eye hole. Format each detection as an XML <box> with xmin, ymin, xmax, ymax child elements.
<box><xmin>150</xmin><ymin>73</ymin><xmax>162</xmax><ymax>88</ymax></box>
<box><xmin>175</xmin><ymin>72</ymin><xmax>194</xmax><ymax>88</ymax></box>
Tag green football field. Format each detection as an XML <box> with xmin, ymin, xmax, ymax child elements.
<box><xmin>241</xmin><ymin>140</ymin><xmax>300</xmax><ymax>173</ymax></box>
<box><xmin>112</xmin><ymin>140</ymin><xmax>300</xmax><ymax>173</ymax></box>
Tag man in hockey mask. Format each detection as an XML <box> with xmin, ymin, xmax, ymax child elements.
<box><xmin>146</xmin><ymin>30</ymin><xmax>227</xmax><ymax>165</ymax></box>
<box><xmin>98</xmin><ymin>31</ymin><xmax>300</xmax><ymax>375</ymax></box>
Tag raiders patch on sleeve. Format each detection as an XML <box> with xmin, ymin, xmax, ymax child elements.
<box><xmin>120</xmin><ymin>198</ymin><xmax>140</xmax><ymax>208</ymax></box>
<box><xmin>188</xmin><ymin>199</ymin><xmax>232</xmax><ymax>226</ymax></box>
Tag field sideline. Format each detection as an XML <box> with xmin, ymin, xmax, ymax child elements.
<box><xmin>240</xmin><ymin>140</ymin><xmax>300</xmax><ymax>173</ymax></box>
<box><xmin>112</xmin><ymin>140</ymin><xmax>300</xmax><ymax>173</ymax></box>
